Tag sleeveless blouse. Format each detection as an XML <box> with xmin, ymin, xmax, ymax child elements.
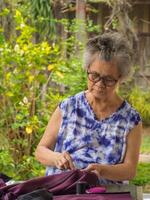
<box><xmin>46</xmin><ymin>91</ymin><xmax>141</xmax><ymax>184</ymax></box>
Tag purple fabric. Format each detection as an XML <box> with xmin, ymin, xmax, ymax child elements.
<box><xmin>0</xmin><ymin>173</ymin><xmax>11</xmax><ymax>183</ymax></box>
<box><xmin>0</xmin><ymin>179</ymin><xmax>6</xmax><ymax>188</ymax></box>
<box><xmin>0</xmin><ymin>170</ymin><xmax>99</xmax><ymax>200</ymax></box>
<box><xmin>54</xmin><ymin>193</ymin><xmax>132</xmax><ymax>200</ymax></box>
<box><xmin>0</xmin><ymin>173</ymin><xmax>12</xmax><ymax>188</ymax></box>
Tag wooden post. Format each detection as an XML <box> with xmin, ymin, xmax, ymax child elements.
<box><xmin>97</xmin><ymin>3</ymin><xmax>103</xmax><ymax>32</ymax></box>
<box><xmin>130</xmin><ymin>185</ymin><xmax>143</xmax><ymax>200</ymax></box>
<box><xmin>105</xmin><ymin>184</ymin><xmax>143</xmax><ymax>200</ymax></box>
<box><xmin>76</xmin><ymin>0</ymin><xmax>87</xmax><ymax>54</ymax></box>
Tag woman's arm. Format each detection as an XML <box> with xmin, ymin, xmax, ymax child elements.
<box><xmin>35</xmin><ymin>106</ymin><xmax>75</xmax><ymax>170</ymax></box>
<box><xmin>84</xmin><ymin>122</ymin><xmax>142</xmax><ymax>181</ymax></box>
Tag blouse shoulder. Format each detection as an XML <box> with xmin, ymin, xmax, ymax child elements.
<box><xmin>58</xmin><ymin>91</ymin><xmax>84</xmax><ymax>117</ymax></box>
<box><xmin>123</xmin><ymin>101</ymin><xmax>142</xmax><ymax>132</ymax></box>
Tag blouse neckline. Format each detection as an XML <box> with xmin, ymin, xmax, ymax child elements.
<box><xmin>82</xmin><ymin>91</ymin><xmax>126</xmax><ymax>123</ymax></box>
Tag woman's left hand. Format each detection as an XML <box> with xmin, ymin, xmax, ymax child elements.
<box><xmin>82</xmin><ymin>163</ymin><xmax>102</xmax><ymax>178</ymax></box>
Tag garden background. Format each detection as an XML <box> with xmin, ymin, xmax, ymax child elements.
<box><xmin>0</xmin><ymin>0</ymin><xmax>150</xmax><ymax>192</ymax></box>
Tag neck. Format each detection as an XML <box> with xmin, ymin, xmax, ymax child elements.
<box><xmin>86</xmin><ymin>91</ymin><xmax>122</xmax><ymax>113</ymax></box>
<box><xmin>87</xmin><ymin>92</ymin><xmax>122</xmax><ymax>119</ymax></box>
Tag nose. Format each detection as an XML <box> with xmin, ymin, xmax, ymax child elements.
<box><xmin>95</xmin><ymin>78</ymin><xmax>105</xmax><ymax>87</ymax></box>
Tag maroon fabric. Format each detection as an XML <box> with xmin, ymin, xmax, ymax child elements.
<box><xmin>54</xmin><ymin>193</ymin><xmax>133</xmax><ymax>200</ymax></box>
<box><xmin>0</xmin><ymin>170</ymin><xmax>99</xmax><ymax>200</ymax></box>
<box><xmin>0</xmin><ymin>179</ymin><xmax>6</xmax><ymax>188</ymax></box>
<box><xmin>0</xmin><ymin>173</ymin><xmax>11</xmax><ymax>183</ymax></box>
<box><xmin>0</xmin><ymin>173</ymin><xmax>12</xmax><ymax>188</ymax></box>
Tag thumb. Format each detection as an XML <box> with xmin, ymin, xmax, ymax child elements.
<box><xmin>82</xmin><ymin>164</ymin><xmax>96</xmax><ymax>172</ymax></box>
<box><xmin>82</xmin><ymin>164</ymin><xmax>100</xmax><ymax>178</ymax></box>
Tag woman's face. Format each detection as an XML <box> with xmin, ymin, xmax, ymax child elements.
<box><xmin>87</xmin><ymin>58</ymin><xmax>120</xmax><ymax>100</ymax></box>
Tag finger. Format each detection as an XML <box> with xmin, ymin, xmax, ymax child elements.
<box><xmin>92</xmin><ymin>170</ymin><xmax>100</xmax><ymax>178</ymax></box>
<box><xmin>57</xmin><ymin>160</ymin><xmax>64</xmax><ymax>169</ymax></box>
<box><xmin>56</xmin><ymin>153</ymin><xmax>69</xmax><ymax>169</ymax></box>
<box><xmin>69</xmin><ymin>160</ymin><xmax>75</xmax><ymax>170</ymax></box>
<box><xmin>82</xmin><ymin>165</ymin><xmax>100</xmax><ymax>178</ymax></box>
<box><xmin>63</xmin><ymin>152</ymin><xmax>75</xmax><ymax>170</ymax></box>
<box><xmin>62</xmin><ymin>152</ymin><xmax>72</xmax><ymax>169</ymax></box>
<box><xmin>61</xmin><ymin>157</ymin><xmax>70</xmax><ymax>169</ymax></box>
<box><xmin>57</xmin><ymin>159</ymin><xmax>68</xmax><ymax>170</ymax></box>
<box><xmin>82</xmin><ymin>164</ymin><xmax>95</xmax><ymax>172</ymax></box>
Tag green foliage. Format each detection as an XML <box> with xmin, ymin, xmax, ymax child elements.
<box><xmin>30</xmin><ymin>0</ymin><xmax>55</xmax><ymax>39</ymax></box>
<box><xmin>0</xmin><ymin>8</ymin><xmax>91</xmax><ymax>179</ymax></box>
<box><xmin>86</xmin><ymin>19</ymin><xmax>101</xmax><ymax>33</ymax></box>
<box><xmin>88</xmin><ymin>0</ymin><xmax>113</xmax><ymax>5</ymax></box>
<box><xmin>0</xmin><ymin>10</ymin><xmax>64</xmax><ymax>166</ymax></box>
<box><xmin>0</xmin><ymin>150</ymin><xmax>45</xmax><ymax>180</ymax></box>
<box><xmin>58</xmin><ymin>17</ymin><xmax>101</xmax><ymax>48</ymax></box>
<box><xmin>0</xmin><ymin>5</ymin><xmax>102</xmax><ymax>178</ymax></box>
<box><xmin>0</xmin><ymin>32</ymin><xmax>5</xmax><ymax>44</ymax></box>
<box><xmin>131</xmin><ymin>163</ymin><xmax>150</xmax><ymax>186</ymax></box>
<box><xmin>51</xmin><ymin>56</ymin><xmax>87</xmax><ymax>96</ymax></box>
<box><xmin>0</xmin><ymin>1</ymin><xmax>149</xmax><ymax>183</ymax></box>
<box><xmin>119</xmin><ymin>83</ymin><xmax>150</xmax><ymax>126</ymax></box>
<box><xmin>111</xmin><ymin>18</ymin><xmax>119</xmax><ymax>29</ymax></box>
<box><xmin>128</xmin><ymin>88</ymin><xmax>150</xmax><ymax>126</ymax></box>
<box><xmin>141</xmin><ymin>135</ymin><xmax>150</xmax><ymax>154</ymax></box>
<box><xmin>0</xmin><ymin>8</ymin><xmax>10</xmax><ymax>16</ymax></box>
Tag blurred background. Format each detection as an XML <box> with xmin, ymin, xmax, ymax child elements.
<box><xmin>0</xmin><ymin>0</ymin><xmax>150</xmax><ymax>192</ymax></box>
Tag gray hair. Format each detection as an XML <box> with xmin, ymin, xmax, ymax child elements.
<box><xmin>83</xmin><ymin>32</ymin><xmax>133</xmax><ymax>80</ymax></box>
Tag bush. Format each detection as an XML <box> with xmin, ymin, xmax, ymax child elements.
<box><xmin>0</xmin><ymin>150</ymin><xmax>45</xmax><ymax>180</ymax></box>
<box><xmin>128</xmin><ymin>87</ymin><xmax>150</xmax><ymax>126</ymax></box>
<box><xmin>131</xmin><ymin>163</ymin><xmax>150</xmax><ymax>186</ymax></box>
<box><xmin>119</xmin><ymin>86</ymin><xmax>150</xmax><ymax>126</ymax></box>
<box><xmin>0</xmin><ymin>10</ymin><xmax>65</xmax><ymax>167</ymax></box>
<box><xmin>0</xmin><ymin>10</ymin><xmax>87</xmax><ymax>179</ymax></box>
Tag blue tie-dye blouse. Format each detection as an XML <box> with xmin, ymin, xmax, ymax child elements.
<box><xmin>46</xmin><ymin>91</ymin><xmax>141</xmax><ymax>184</ymax></box>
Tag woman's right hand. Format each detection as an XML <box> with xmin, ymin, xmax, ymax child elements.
<box><xmin>54</xmin><ymin>151</ymin><xmax>75</xmax><ymax>170</ymax></box>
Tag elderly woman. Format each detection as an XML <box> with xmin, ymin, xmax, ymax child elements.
<box><xmin>35</xmin><ymin>32</ymin><xmax>142</xmax><ymax>184</ymax></box>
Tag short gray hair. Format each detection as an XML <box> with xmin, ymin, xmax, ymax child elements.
<box><xmin>83</xmin><ymin>32</ymin><xmax>133</xmax><ymax>80</ymax></box>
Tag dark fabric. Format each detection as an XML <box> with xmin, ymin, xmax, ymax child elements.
<box><xmin>54</xmin><ymin>193</ymin><xmax>132</xmax><ymax>200</ymax></box>
<box><xmin>0</xmin><ymin>173</ymin><xmax>12</xmax><ymax>183</ymax></box>
<box><xmin>17</xmin><ymin>188</ymin><xmax>53</xmax><ymax>200</ymax></box>
<box><xmin>0</xmin><ymin>179</ymin><xmax>6</xmax><ymax>188</ymax></box>
<box><xmin>0</xmin><ymin>173</ymin><xmax>12</xmax><ymax>188</ymax></box>
<box><xmin>0</xmin><ymin>170</ymin><xmax>99</xmax><ymax>200</ymax></box>
<box><xmin>0</xmin><ymin>173</ymin><xmax>13</xmax><ymax>188</ymax></box>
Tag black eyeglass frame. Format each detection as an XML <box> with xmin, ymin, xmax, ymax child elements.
<box><xmin>87</xmin><ymin>71</ymin><xmax>119</xmax><ymax>87</ymax></box>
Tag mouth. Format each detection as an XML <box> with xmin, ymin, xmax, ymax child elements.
<box><xmin>93</xmin><ymin>88</ymin><xmax>105</xmax><ymax>93</ymax></box>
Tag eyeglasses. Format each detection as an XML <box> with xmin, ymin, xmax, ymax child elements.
<box><xmin>87</xmin><ymin>71</ymin><xmax>118</xmax><ymax>87</ymax></box>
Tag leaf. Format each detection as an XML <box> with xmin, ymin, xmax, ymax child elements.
<box><xmin>47</xmin><ymin>64</ymin><xmax>55</xmax><ymax>71</ymax></box>
<box><xmin>0</xmin><ymin>33</ymin><xmax>5</xmax><ymax>44</ymax></box>
<box><xmin>6</xmin><ymin>72</ymin><xmax>11</xmax><ymax>81</ymax></box>
<box><xmin>25</xmin><ymin>126</ymin><xmax>33</xmax><ymax>134</ymax></box>
<box><xmin>0</xmin><ymin>8</ymin><xmax>10</xmax><ymax>16</ymax></box>
<box><xmin>15</xmin><ymin>10</ymin><xmax>22</xmax><ymax>18</ymax></box>
<box><xmin>56</xmin><ymin>71</ymin><xmax>64</xmax><ymax>79</ymax></box>
<box><xmin>36</xmin><ymin>74</ymin><xmax>46</xmax><ymax>83</ymax></box>
<box><xmin>28</xmin><ymin>75</ymin><xmax>34</xmax><ymax>83</ymax></box>
<box><xmin>6</xmin><ymin>91</ymin><xmax>14</xmax><ymax>97</ymax></box>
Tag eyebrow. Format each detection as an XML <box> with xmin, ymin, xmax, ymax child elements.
<box><xmin>88</xmin><ymin>71</ymin><xmax>116</xmax><ymax>79</ymax></box>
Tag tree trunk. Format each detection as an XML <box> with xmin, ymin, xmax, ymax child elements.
<box><xmin>0</xmin><ymin>0</ymin><xmax>16</xmax><ymax>41</ymax></box>
<box><xmin>76</xmin><ymin>0</ymin><xmax>87</xmax><ymax>54</ymax></box>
